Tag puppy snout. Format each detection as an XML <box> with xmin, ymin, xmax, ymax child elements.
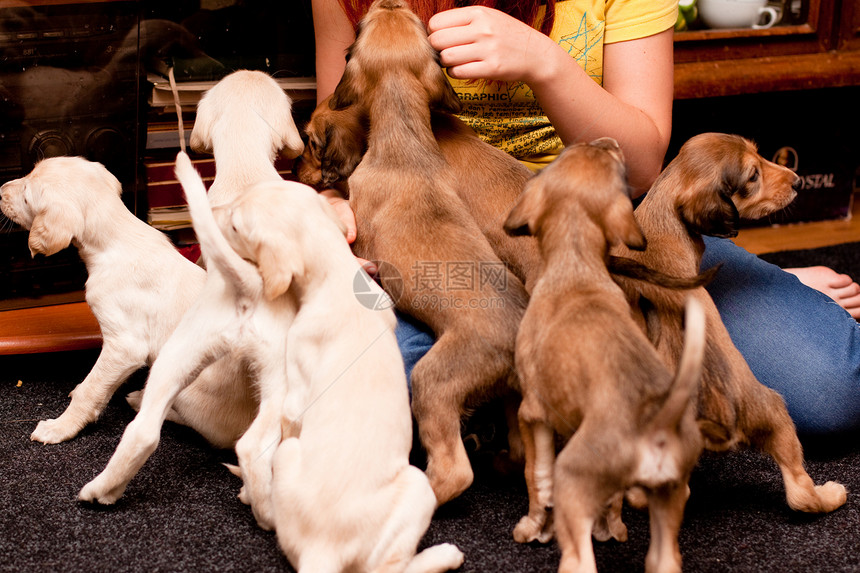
<box><xmin>791</xmin><ymin>173</ymin><xmax>802</xmax><ymax>192</ymax></box>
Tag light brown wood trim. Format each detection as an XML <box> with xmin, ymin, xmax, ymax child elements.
<box><xmin>0</xmin><ymin>302</ymin><xmax>102</xmax><ymax>355</ymax></box>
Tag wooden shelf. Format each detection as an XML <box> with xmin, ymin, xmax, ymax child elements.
<box><xmin>0</xmin><ymin>302</ymin><xmax>101</xmax><ymax>355</ymax></box>
<box><xmin>674</xmin><ymin>50</ymin><xmax>860</xmax><ymax>99</ymax></box>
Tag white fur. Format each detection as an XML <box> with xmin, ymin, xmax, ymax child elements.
<box><xmin>0</xmin><ymin>157</ymin><xmax>254</xmax><ymax>447</ymax></box>
<box><xmin>193</xmin><ymin>166</ymin><xmax>462</xmax><ymax>573</ymax></box>
<box><xmin>190</xmin><ymin>69</ymin><xmax>304</xmax><ymax>207</ymax></box>
<box><xmin>78</xmin><ymin>71</ymin><xmax>305</xmax><ymax>531</ymax></box>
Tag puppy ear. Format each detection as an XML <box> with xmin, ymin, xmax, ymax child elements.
<box><xmin>504</xmin><ymin>179</ymin><xmax>543</xmax><ymax>237</ymax></box>
<box><xmin>189</xmin><ymin>97</ymin><xmax>213</xmax><ymax>154</ymax></box>
<box><xmin>589</xmin><ymin>137</ymin><xmax>625</xmax><ymax>164</ymax></box>
<box><xmin>424</xmin><ymin>62</ymin><xmax>462</xmax><ymax>114</ymax></box>
<box><xmin>603</xmin><ymin>194</ymin><xmax>646</xmax><ymax>250</ymax></box>
<box><xmin>680</xmin><ymin>185</ymin><xmax>740</xmax><ymax>238</ymax></box>
<box><xmin>28</xmin><ymin>207</ymin><xmax>77</xmax><ymax>256</ymax></box>
<box><xmin>255</xmin><ymin>239</ymin><xmax>304</xmax><ymax>301</ymax></box>
<box><xmin>320</xmin><ymin>120</ymin><xmax>366</xmax><ymax>187</ymax></box>
<box><xmin>274</xmin><ymin>100</ymin><xmax>306</xmax><ymax>160</ymax></box>
<box><xmin>330</xmin><ymin>51</ymin><xmax>361</xmax><ymax>110</ymax></box>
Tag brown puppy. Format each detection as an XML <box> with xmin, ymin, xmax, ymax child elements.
<box><xmin>328</xmin><ymin>0</ymin><xmax>530</xmax><ymax>506</ymax></box>
<box><xmin>298</xmin><ymin>97</ymin><xmax>541</xmax><ymax>291</ymax></box>
<box><xmin>613</xmin><ymin>132</ymin><xmax>847</xmax><ymax>514</ymax></box>
<box><xmin>503</xmin><ymin>139</ymin><xmax>706</xmax><ymax>573</ymax></box>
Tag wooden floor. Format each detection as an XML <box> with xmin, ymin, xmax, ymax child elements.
<box><xmin>735</xmin><ymin>192</ymin><xmax>860</xmax><ymax>254</ymax></box>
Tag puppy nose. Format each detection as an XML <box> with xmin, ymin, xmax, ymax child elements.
<box><xmin>791</xmin><ymin>173</ymin><xmax>802</xmax><ymax>191</ymax></box>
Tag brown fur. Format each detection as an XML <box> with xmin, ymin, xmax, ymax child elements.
<box><xmin>298</xmin><ymin>97</ymin><xmax>541</xmax><ymax>291</ymax></box>
<box><xmin>328</xmin><ymin>0</ymin><xmax>530</xmax><ymax>506</ymax></box>
<box><xmin>503</xmin><ymin>139</ymin><xmax>705</xmax><ymax>573</ymax></box>
<box><xmin>613</xmin><ymin>132</ymin><xmax>847</xmax><ymax>514</ymax></box>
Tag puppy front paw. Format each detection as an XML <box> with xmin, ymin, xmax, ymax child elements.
<box><xmin>513</xmin><ymin>512</ymin><xmax>553</xmax><ymax>544</ymax></box>
<box><xmin>31</xmin><ymin>418</ymin><xmax>81</xmax><ymax>444</ymax></box>
<box><xmin>592</xmin><ymin>512</ymin><xmax>628</xmax><ymax>543</ymax></box>
<box><xmin>78</xmin><ymin>474</ymin><xmax>126</xmax><ymax>505</ymax></box>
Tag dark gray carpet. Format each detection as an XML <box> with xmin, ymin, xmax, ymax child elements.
<box><xmin>2</xmin><ymin>242</ymin><xmax>859</xmax><ymax>573</ymax></box>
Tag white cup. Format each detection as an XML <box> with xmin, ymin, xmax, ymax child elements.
<box><xmin>698</xmin><ymin>0</ymin><xmax>780</xmax><ymax>29</ymax></box>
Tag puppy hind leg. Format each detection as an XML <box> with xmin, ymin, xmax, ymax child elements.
<box><xmin>410</xmin><ymin>346</ymin><xmax>474</xmax><ymax>506</ymax></box>
<box><xmin>368</xmin><ymin>466</ymin><xmax>464</xmax><ymax>573</ymax></box>
<box><xmin>79</xmin><ymin>312</ymin><xmax>232</xmax><ymax>504</ymax></box>
<box><xmin>32</xmin><ymin>344</ymin><xmax>147</xmax><ymax>444</ymax></box>
<box><xmin>591</xmin><ymin>492</ymin><xmax>628</xmax><ymax>543</ymax></box>
<box><xmin>513</xmin><ymin>414</ymin><xmax>556</xmax><ymax>544</ymax></box>
<box><xmin>554</xmin><ymin>435</ymin><xmax>621</xmax><ymax>573</ymax></box>
<box><xmin>234</xmin><ymin>380</ymin><xmax>286</xmax><ymax>529</ymax></box>
<box><xmin>643</xmin><ymin>483</ymin><xmax>689</xmax><ymax>573</ymax></box>
<box><xmin>159</xmin><ymin>358</ymin><xmax>256</xmax><ymax>449</ymax></box>
<box><xmin>747</xmin><ymin>389</ymin><xmax>847</xmax><ymax>513</ymax></box>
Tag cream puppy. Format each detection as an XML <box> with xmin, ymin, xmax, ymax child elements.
<box><xmin>126</xmin><ymin>69</ymin><xmax>307</xmax><ymax>443</ymax></box>
<box><xmin>0</xmin><ymin>157</ymin><xmax>256</xmax><ymax>448</ymax></box>
<box><xmin>79</xmin><ymin>71</ymin><xmax>305</xmax><ymax>529</ymax></box>
<box><xmin>78</xmin><ymin>153</ymin><xmax>287</xmax><ymax>530</ymax></box>
<box><xmin>189</xmin><ymin>69</ymin><xmax>304</xmax><ymax>207</ymax></box>
<box><xmin>175</xmin><ymin>156</ymin><xmax>463</xmax><ymax>573</ymax></box>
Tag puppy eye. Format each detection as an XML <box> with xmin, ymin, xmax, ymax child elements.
<box><xmin>749</xmin><ymin>169</ymin><xmax>759</xmax><ymax>183</ymax></box>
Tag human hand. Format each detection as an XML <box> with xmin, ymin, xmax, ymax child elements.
<box><xmin>427</xmin><ymin>6</ymin><xmax>558</xmax><ymax>85</ymax></box>
<box><xmin>319</xmin><ymin>188</ymin><xmax>378</xmax><ymax>276</ymax></box>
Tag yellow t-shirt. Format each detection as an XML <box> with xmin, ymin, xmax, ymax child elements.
<box><xmin>447</xmin><ymin>0</ymin><xmax>677</xmax><ymax>170</ymax></box>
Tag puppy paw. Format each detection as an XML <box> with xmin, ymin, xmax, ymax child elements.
<box><xmin>787</xmin><ymin>480</ymin><xmax>848</xmax><ymax>513</ymax></box>
<box><xmin>813</xmin><ymin>481</ymin><xmax>848</xmax><ymax>512</ymax></box>
<box><xmin>251</xmin><ymin>504</ymin><xmax>275</xmax><ymax>531</ymax></box>
<box><xmin>416</xmin><ymin>543</ymin><xmax>465</xmax><ymax>571</ymax></box>
<box><xmin>236</xmin><ymin>484</ymin><xmax>251</xmax><ymax>505</ymax></box>
<box><xmin>78</xmin><ymin>474</ymin><xmax>126</xmax><ymax>505</ymax></box>
<box><xmin>513</xmin><ymin>513</ymin><xmax>553</xmax><ymax>544</ymax></box>
<box><xmin>31</xmin><ymin>418</ymin><xmax>80</xmax><ymax>444</ymax></box>
<box><xmin>125</xmin><ymin>391</ymin><xmax>143</xmax><ymax>412</ymax></box>
<box><xmin>592</xmin><ymin>514</ymin><xmax>628</xmax><ymax>543</ymax></box>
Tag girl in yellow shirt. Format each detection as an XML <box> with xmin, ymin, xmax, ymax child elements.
<box><xmin>313</xmin><ymin>0</ymin><xmax>860</xmax><ymax>435</ymax></box>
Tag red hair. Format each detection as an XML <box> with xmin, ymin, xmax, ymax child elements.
<box><xmin>339</xmin><ymin>0</ymin><xmax>557</xmax><ymax>36</ymax></box>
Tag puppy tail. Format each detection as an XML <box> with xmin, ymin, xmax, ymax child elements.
<box><xmin>609</xmin><ymin>256</ymin><xmax>721</xmax><ymax>290</ymax></box>
<box><xmin>174</xmin><ymin>151</ymin><xmax>262</xmax><ymax>300</ymax></box>
<box><xmin>652</xmin><ymin>296</ymin><xmax>706</xmax><ymax>431</ymax></box>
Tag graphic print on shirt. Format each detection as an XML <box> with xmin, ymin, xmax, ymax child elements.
<box><xmin>448</xmin><ymin>6</ymin><xmax>606</xmax><ymax>160</ymax></box>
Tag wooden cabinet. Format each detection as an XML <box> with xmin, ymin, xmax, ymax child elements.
<box><xmin>673</xmin><ymin>0</ymin><xmax>860</xmax><ymax>98</ymax></box>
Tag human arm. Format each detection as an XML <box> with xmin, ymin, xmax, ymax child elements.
<box><xmin>312</xmin><ymin>0</ymin><xmax>354</xmax><ymax>105</ymax></box>
<box><xmin>313</xmin><ymin>0</ymin><xmax>384</xmax><ymax>273</ymax></box>
<box><xmin>427</xmin><ymin>6</ymin><xmax>674</xmax><ymax>197</ymax></box>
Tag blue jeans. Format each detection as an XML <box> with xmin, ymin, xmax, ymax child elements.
<box><xmin>395</xmin><ymin>237</ymin><xmax>860</xmax><ymax>435</ymax></box>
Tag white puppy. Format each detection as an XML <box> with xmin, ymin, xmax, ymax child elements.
<box><xmin>127</xmin><ymin>68</ymin><xmax>307</xmax><ymax>443</ymax></box>
<box><xmin>79</xmin><ymin>71</ymin><xmax>304</xmax><ymax>531</ymax></box>
<box><xmin>173</xmin><ymin>154</ymin><xmax>463</xmax><ymax>573</ymax></box>
<box><xmin>189</xmin><ymin>68</ymin><xmax>304</xmax><ymax>208</ymax></box>
<box><xmin>0</xmin><ymin>157</ymin><xmax>256</xmax><ymax>448</ymax></box>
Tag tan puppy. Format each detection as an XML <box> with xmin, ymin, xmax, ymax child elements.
<box><xmin>173</xmin><ymin>161</ymin><xmax>464</xmax><ymax>573</ymax></box>
<box><xmin>298</xmin><ymin>97</ymin><xmax>540</xmax><ymax>292</ymax></box>
<box><xmin>329</xmin><ymin>0</ymin><xmax>530</xmax><ymax>506</ymax></box>
<box><xmin>503</xmin><ymin>139</ymin><xmax>705</xmax><ymax>573</ymax></box>
<box><xmin>613</xmin><ymin>132</ymin><xmax>847</xmax><ymax>514</ymax></box>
